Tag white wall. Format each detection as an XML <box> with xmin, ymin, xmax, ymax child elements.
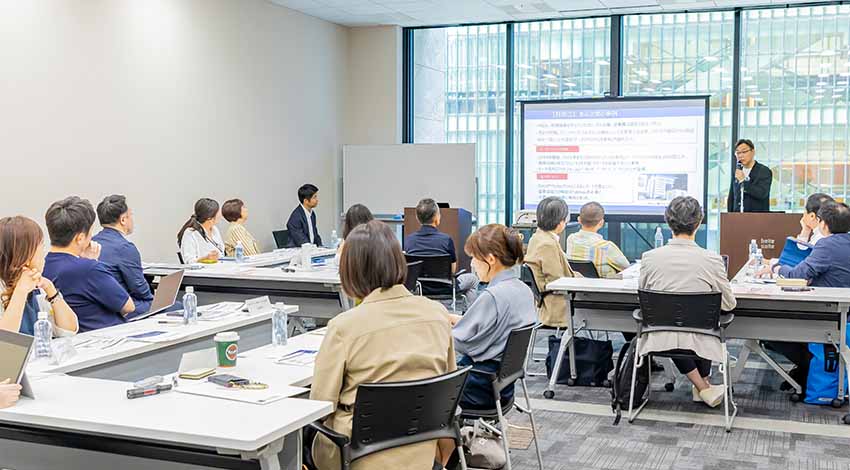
<box><xmin>0</xmin><ymin>0</ymin><xmax>348</xmax><ymax>260</ymax></box>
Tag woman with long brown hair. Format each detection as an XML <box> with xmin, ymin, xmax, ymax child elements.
<box><xmin>0</xmin><ymin>216</ymin><xmax>78</xmax><ymax>334</ymax></box>
<box><xmin>177</xmin><ymin>198</ymin><xmax>223</xmax><ymax>264</ymax></box>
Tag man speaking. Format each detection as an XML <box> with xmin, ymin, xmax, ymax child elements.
<box><xmin>727</xmin><ymin>139</ymin><xmax>772</xmax><ymax>212</ymax></box>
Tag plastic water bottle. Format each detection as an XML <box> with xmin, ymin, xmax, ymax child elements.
<box><xmin>183</xmin><ymin>286</ymin><xmax>198</xmax><ymax>325</ymax></box>
<box><xmin>235</xmin><ymin>241</ymin><xmax>245</xmax><ymax>263</ymax></box>
<box><xmin>748</xmin><ymin>239</ymin><xmax>758</xmax><ymax>259</ymax></box>
<box><xmin>330</xmin><ymin>230</ymin><xmax>339</xmax><ymax>249</ymax></box>
<box><xmin>654</xmin><ymin>227</ymin><xmax>664</xmax><ymax>249</ymax></box>
<box><xmin>754</xmin><ymin>248</ymin><xmax>764</xmax><ymax>271</ymax></box>
<box><xmin>272</xmin><ymin>305</ymin><xmax>288</xmax><ymax>347</ymax></box>
<box><xmin>33</xmin><ymin>311</ymin><xmax>53</xmax><ymax>359</ymax></box>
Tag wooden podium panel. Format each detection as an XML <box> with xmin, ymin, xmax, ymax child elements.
<box><xmin>403</xmin><ymin>208</ymin><xmax>473</xmax><ymax>272</ymax></box>
<box><xmin>720</xmin><ymin>212</ymin><xmax>802</xmax><ymax>278</ymax></box>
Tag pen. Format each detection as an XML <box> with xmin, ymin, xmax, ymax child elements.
<box><xmin>127</xmin><ymin>383</ymin><xmax>173</xmax><ymax>399</ymax></box>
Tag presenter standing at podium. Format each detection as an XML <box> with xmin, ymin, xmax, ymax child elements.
<box><xmin>727</xmin><ymin>139</ymin><xmax>772</xmax><ymax>212</ymax></box>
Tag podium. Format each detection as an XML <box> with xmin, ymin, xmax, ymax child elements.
<box><xmin>720</xmin><ymin>212</ymin><xmax>802</xmax><ymax>278</ymax></box>
<box><xmin>403</xmin><ymin>208</ymin><xmax>473</xmax><ymax>272</ymax></box>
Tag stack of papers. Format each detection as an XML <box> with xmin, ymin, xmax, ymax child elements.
<box><xmin>275</xmin><ymin>349</ymin><xmax>318</xmax><ymax>366</ymax></box>
<box><xmin>175</xmin><ymin>380</ymin><xmax>307</xmax><ymax>405</ymax></box>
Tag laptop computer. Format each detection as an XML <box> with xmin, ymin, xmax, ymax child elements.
<box><xmin>129</xmin><ymin>270</ymin><xmax>185</xmax><ymax>322</ymax></box>
<box><xmin>0</xmin><ymin>330</ymin><xmax>36</xmax><ymax>398</ymax></box>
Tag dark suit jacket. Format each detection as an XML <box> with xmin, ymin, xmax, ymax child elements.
<box><xmin>727</xmin><ymin>160</ymin><xmax>772</xmax><ymax>212</ymax></box>
<box><xmin>286</xmin><ymin>206</ymin><xmax>323</xmax><ymax>247</ymax></box>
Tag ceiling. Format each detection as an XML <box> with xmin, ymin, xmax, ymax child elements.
<box><xmin>268</xmin><ymin>0</ymin><xmax>830</xmax><ymax>27</ymax></box>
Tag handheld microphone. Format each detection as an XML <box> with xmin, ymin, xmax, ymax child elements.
<box><xmin>736</xmin><ymin>161</ymin><xmax>743</xmax><ymax>171</ymax></box>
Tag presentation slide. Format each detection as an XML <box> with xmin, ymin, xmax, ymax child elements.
<box><xmin>522</xmin><ymin>98</ymin><xmax>707</xmax><ymax>216</ymax></box>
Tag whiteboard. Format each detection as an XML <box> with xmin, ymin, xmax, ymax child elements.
<box><xmin>343</xmin><ymin>144</ymin><xmax>476</xmax><ymax>216</ymax></box>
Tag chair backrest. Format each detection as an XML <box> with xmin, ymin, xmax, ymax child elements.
<box><xmin>568</xmin><ymin>259</ymin><xmax>599</xmax><ymax>279</ymax></box>
<box><xmin>404</xmin><ymin>261</ymin><xmax>424</xmax><ymax>293</ymax></box>
<box><xmin>272</xmin><ymin>230</ymin><xmax>290</xmax><ymax>249</ymax></box>
<box><xmin>349</xmin><ymin>367</ymin><xmax>471</xmax><ymax>463</ymax></box>
<box><xmin>176</xmin><ymin>251</ymin><xmax>185</xmax><ymax>264</ymax></box>
<box><xmin>493</xmin><ymin>324</ymin><xmax>537</xmax><ymax>393</ymax></box>
<box><xmin>637</xmin><ymin>289</ymin><xmax>722</xmax><ymax>331</ymax></box>
<box><xmin>403</xmin><ymin>254</ymin><xmax>453</xmax><ymax>281</ymax></box>
<box><xmin>521</xmin><ymin>264</ymin><xmax>545</xmax><ymax>307</ymax></box>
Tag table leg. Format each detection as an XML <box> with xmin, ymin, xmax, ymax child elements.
<box><xmin>730</xmin><ymin>340</ymin><xmax>754</xmax><ymax>384</ymax></box>
<box><xmin>567</xmin><ymin>293</ymin><xmax>577</xmax><ymax>381</ymax></box>
<box><xmin>839</xmin><ymin>310</ymin><xmax>847</xmax><ymax>403</ymax></box>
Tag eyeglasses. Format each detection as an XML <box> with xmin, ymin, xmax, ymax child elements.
<box><xmin>734</xmin><ymin>148</ymin><xmax>753</xmax><ymax>156</ymax></box>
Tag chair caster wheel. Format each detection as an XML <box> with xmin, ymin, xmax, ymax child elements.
<box><xmin>790</xmin><ymin>393</ymin><xmax>802</xmax><ymax>403</ymax></box>
<box><xmin>832</xmin><ymin>398</ymin><xmax>844</xmax><ymax>409</ymax></box>
<box><xmin>566</xmin><ymin>378</ymin><xmax>576</xmax><ymax>387</ymax></box>
<box><xmin>843</xmin><ymin>414</ymin><xmax>850</xmax><ymax>425</ymax></box>
<box><xmin>543</xmin><ymin>390</ymin><xmax>555</xmax><ymax>399</ymax></box>
<box><xmin>664</xmin><ymin>383</ymin><xmax>675</xmax><ymax>392</ymax></box>
<box><xmin>602</xmin><ymin>379</ymin><xmax>612</xmax><ymax>388</ymax></box>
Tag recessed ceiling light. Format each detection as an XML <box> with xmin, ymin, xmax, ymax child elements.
<box><xmin>542</xmin><ymin>73</ymin><xmax>557</xmax><ymax>79</ymax></box>
<box><xmin>636</xmin><ymin>70</ymin><xmax>648</xmax><ymax>77</ymax></box>
<box><xmin>563</xmin><ymin>82</ymin><xmax>577</xmax><ymax>87</ymax></box>
<box><xmin>546</xmin><ymin>83</ymin><xmax>559</xmax><ymax>88</ymax></box>
<box><xmin>524</xmin><ymin>74</ymin><xmax>537</xmax><ymax>80</ymax></box>
<box><xmin>650</xmin><ymin>80</ymin><xmax>661</xmax><ymax>84</ymax></box>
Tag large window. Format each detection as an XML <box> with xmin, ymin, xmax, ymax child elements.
<box><xmin>740</xmin><ymin>5</ymin><xmax>850</xmax><ymax>208</ymax></box>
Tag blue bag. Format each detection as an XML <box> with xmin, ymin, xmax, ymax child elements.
<box><xmin>778</xmin><ymin>236</ymin><xmax>813</xmax><ymax>267</ymax></box>
<box><xmin>804</xmin><ymin>328</ymin><xmax>850</xmax><ymax>405</ymax></box>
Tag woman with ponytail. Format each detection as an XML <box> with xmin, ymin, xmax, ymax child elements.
<box><xmin>178</xmin><ymin>198</ymin><xmax>224</xmax><ymax>264</ymax></box>
<box><xmin>0</xmin><ymin>216</ymin><xmax>78</xmax><ymax>334</ymax></box>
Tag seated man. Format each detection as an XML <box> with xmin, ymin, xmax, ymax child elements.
<box><xmin>43</xmin><ymin>196</ymin><xmax>135</xmax><ymax>332</ymax></box>
<box><xmin>566</xmin><ymin>201</ymin><xmax>630</xmax><ymax>279</ymax></box>
<box><xmin>404</xmin><ymin>198</ymin><xmax>477</xmax><ymax>306</ymax></box>
<box><xmin>92</xmin><ymin>195</ymin><xmax>153</xmax><ymax>317</ymax></box>
<box><xmin>286</xmin><ymin>184</ymin><xmax>322</xmax><ymax>247</ymax></box>
<box><xmin>761</xmin><ymin>201</ymin><xmax>850</xmax><ymax>392</ymax></box>
<box><xmin>640</xmin><ymin>196</ymin><xmax>736</xmax><ymax>407</ymax></box>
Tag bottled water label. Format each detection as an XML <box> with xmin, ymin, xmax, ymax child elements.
<box><xmin>272</xmin><ymin>308</ymin><xmax>288</xmax><ymax>347</ymax></box>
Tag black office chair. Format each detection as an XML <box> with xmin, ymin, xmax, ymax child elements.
<box><xmin>176</xmin><ymin>251</ymin><xmax>185</xmax><ymax>264</ymax></box>
<box><xmin>403</xmin><ymin>254</ymin><xmax>465</xmax><ymax>312</ymax></box>
<box><xmin>460</xmin><ymin>325</ymin><xmax>544</xmax><ymax>470</ymax></box>
<box><xmin>629</xmin><ymin>290</ymin><xmax>737</xmax><ymax>432</ymax></box>
<box><xmin>404</xmin><ymin>260</ymin><xmax>424</xmax><ymax>295</ymax></box>
<box><xmin>520</xmin><ymin>264</ymin><xmax>554</xmax><ymax>377</ymax></box>
<box><xmin>568</xmin><ymin>259</ymin><xmax>599</xmax><ymax>278</ymax></box>
<box><xmin>308</xmin><ymin>367</ymin><xmax>472</xmax><ymax>470</ymax></box>
<box><xmin>272</xmin><ymin>230</ymin><xmax>290</xmax><ymax>250</ymax></box>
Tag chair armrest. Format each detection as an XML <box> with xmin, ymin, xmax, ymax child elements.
<box><xmin>632</xmin><ymin>309</ymin><xmax>643</xmax><ymax>322</ymax></box>
<box><xmin>454</xmin><ymin>269</ymin><xmax>468</xmax><ymax>278</ymax></box>
<box><xmin>307</xmin><ymin>421</ymin><xmax>350</xmax><ymax>450</ymax></box>
<box><xmin>719</xmin><ymin>313</ymin><xmax>735</xmax><ymax>329</ymax></box>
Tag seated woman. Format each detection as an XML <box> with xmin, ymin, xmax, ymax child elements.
<box><xmin>309</xmin><ymin>220</ymin><xmax>455</xmax><ymax>470</ymax></box>
<box><xmin>449</xmin><ymin>224</ymin><xmax>537</xmax><ymax>410</ymax></box>
<box><xmin>334</xmin><ymin>204</ymin><xmax>373</xmax><ymax>265</ymax></box>
<box><xmin>639</xmin><ymin>196</ymin><xmax>736</xmax><ymax>407</ymax></box>
<box><xmin>221</xmin><ymin>199</ymin><xmax>261</xmax><ymax>257</ymax></box>
<box><xmin>0</xmin><ymin>216</ymin><xmax>78</xmax><ymax>335</ymax></box>
<box><xmin>524</xmin><ymin>196</ymin><xmax>576</xmax><ymax>328</ymax></box>
<box><xmin>178</xmin><ymin>198</ymin><xmax>224</xmax><ymax>264</ymax></box>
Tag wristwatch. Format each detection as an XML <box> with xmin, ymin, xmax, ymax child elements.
<box><xmin>47</xmin><ymin>291</ymin><xmax>62</xmax><ymax>304</ymax></box>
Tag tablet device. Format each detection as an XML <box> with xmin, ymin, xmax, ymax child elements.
<box><xmin>0</xmin><ymin>330</ymin><xmax>35</xmax><ymax>398</ymax></box>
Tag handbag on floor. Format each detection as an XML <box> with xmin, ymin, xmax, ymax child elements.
<box><xmin>545</xmin><ymin>333</ymin><xmax>613</xmax><ymax>387</ymax></box>
<box><xmin>460</xmin><ymin>421</ymin><xmax>506</xmax><ymax>470</ymax></box>
<box><xmin>805</xmin><ymin>342</ymin><xmax>848</xmax><ymax>405</ymax></box>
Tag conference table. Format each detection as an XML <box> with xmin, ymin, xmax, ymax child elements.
<box><xmin>545</xmin><ymin>265</ymin><xmax>850</xmax><ymax>409</ymax></box>
<box><xmin>0</xmin><ymin>318</ymin><xmax>330</xmax><ymax>470</ymax></box>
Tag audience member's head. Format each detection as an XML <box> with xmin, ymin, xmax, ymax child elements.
<box><xmin>45</xmin><ymin>196</ymin><xmax>97</xmax><ymax>250</ymax></box>
<box><xmin>415</xmin><ymin>198</ymin><xmax>440</xmax><ymax>226</ymax></box>
<box><xmin>339</xmin><ymin>220</ymin><xmax>405</xmax><ymax>300</ymax></box>
<box><xmin>97</xmin><ymin>195</ymin><xmax>134</xmax><ymax>235</ymax></box>
<box><xmin>665</xmin><ymin>196</ymin><xmax>703</xmax><ymax>237</ymax></box>
<box><xmin>817</xmin><ymin>201</ymin><xmax>850</xmax><ymax>235</ymax></box>
<box><xmin>464</xmin><ymin>224</ymin><xmax>524</xmax><ymax>282</ymax></box>
<box><xmin>803</xmin><ymin>193</ymin><xmax>834</xmax><ymax>230</ymax></box>
<box><xmin>536</xmin><ymin>196</ymin><xmax>569</xmax><ymax>233</ymax></box>
<box><xmin>222</xmin><ymin>199</ymin><xmax>247</xmax><ymax>223</ymax></box>
<box><xmin>342</xmin><ymin>204</ymin><xmax>374</xmax><ymax>240</ymax></box>
<box><xmin>298</xmin><ymin>184</ymin><xmax>319</xmax><ymax>209</ymax></box>
<box><xmin>177</xmin><ymin>198</ymin><xmax>220</xmax><ymax>246</ymax></box>
<box><xmin>0</xmin><ymin>216</ymin><xmax>44</xmax><ymax>309</ymax></box>
<box><xmin>578</xmin><ymin>201</ymin><xmax>605</xmax><ymax>231</ymax></box>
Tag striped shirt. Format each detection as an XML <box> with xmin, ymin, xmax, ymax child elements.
<box><xmin>224</xmin><ymin>222</ymin><xmax>261</xmax><ymax>257</ymax></box>
<box><xmin>565</xmin><ymin>230</ymin><xmax>630</xmax><ymax>279</ymax></box>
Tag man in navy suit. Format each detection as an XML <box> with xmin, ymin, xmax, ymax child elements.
<box><xmin>286</xmin><ymin>184</ymin><xmax>323</xmax><ymax>247</ymax></box>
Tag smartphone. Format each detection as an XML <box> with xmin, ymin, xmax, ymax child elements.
<box><xmin>208</xmin><ymin>374</ymin><xmax>250</xmax><ymax>387</ymax></box>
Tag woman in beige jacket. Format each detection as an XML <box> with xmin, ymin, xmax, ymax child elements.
<box><xmin>309</xmin><ymin>220</ymin><xmax>456</xmax><ymax>470</ymax></box>
<box><xmin>524</xmin><ymin>197</ymin><xmax>576</xmax><ymax>328</ymax></box>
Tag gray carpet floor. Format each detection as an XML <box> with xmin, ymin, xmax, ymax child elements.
<box><xmin>497</xmin><ymin>338</ymin><xmax>850</xmax><ymax>470</ymax></box>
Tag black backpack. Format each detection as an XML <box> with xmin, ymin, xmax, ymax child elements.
<box><xmin>611</xmin><ymin>338</ymin><xmax>650</xmax><ymax>425</ymax></box>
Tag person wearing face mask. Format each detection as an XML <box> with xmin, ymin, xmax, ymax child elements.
<box><xmin>0</xmin><ymin>216</ymin><xmax>78</xmax><ymax>335</ymax></box>
<box><xmin>92</xmin><ymin>195</ymin><xmax>154</xmax><ymax>317</ymax></box>
<box><xmin>447</xmin><ymin>224</ymin><xmax>537</xmax><ymax>411</ymax></box>
<box><xmin>177</xmin><ymin>198</ymin><xmax>224</xmax><ymax>264</ymax></box>
<box><xmin>42</xmin><ymin>197</ymin><xmax>133</xmax><ymax>333</ymax></box>
<box><xmin>727</xmin><ymin>139</ymin><xmax>773</xmax><ymax>213</ymax></box>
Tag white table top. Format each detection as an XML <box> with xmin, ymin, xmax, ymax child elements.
<box><xmin>547</xmin><ymin>276</ymin><xmax>850</xmax><ymax>304</ymax></box>
<box><xmin>28</xmin><ymin>304</ymin><xmax>299</xmax><ymax>375</ymax></box>
<box><xmin>146</xmin><ymin>264</ymin><xmax>341</xmax><ymax>286</ymax></box>
<box><xmin>0</xmin><ymin>374</ymin><xmax>331</xmax><ymax>452</ymax></box>
<box><xmin>3</xmin><ymin>328</ymin><xmax>331</xmax><ymax>452</ymax></box>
